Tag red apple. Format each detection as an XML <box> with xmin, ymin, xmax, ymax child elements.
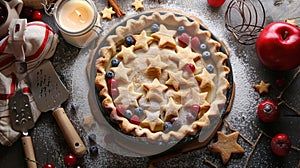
<box><xmin>256</xmin><ymin>22</ymin><xmax>300</xmax><ymax>71</ymax></box>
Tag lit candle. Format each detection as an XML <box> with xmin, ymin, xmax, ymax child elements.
<box><xmin>58</xmin><ymin>0</ymin><xmax>94</xmax><ymax>32</ymax></box>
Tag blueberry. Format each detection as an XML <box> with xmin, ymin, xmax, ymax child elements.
<box><xmin>177</xmin><ymin>26</ymin><xmax>185</xmax><ymax>35</ymax></box>
<box><xmin>124</xmin><ymin>109</ymin><xmax>133</xmax><ymax>119</ymax></box>
<box><xmin>105</xmin><ymin>71</ymin><xmax>115</xmax><ymax>79</ymax></box>
<box><xmin>151</xmin><ymin>23</ymin><xmax>159</xmax><ymax>33</ymax></box>
<box><xmin>206</xmin><ymin>64</ymin><xmax>214</xmax><ymax>73</ymax></box>
<box><xmin>111</xmin><ymin>59</ymin><xmax>120</xmax><ymax>67</ymax></box>
<box><xmin>88</xmin><ymin>133</ymin><xmax>97</xmax><ymax>143</ymax></box>
<box><xmin>89</xmin><ymin>145</ymin><xmax>98</xmax><ymax>155</ymax></box>
<box><xmin>124</xmin><ymin>35</ymin><xmax>135</xmax><ymax>46</ymax></box>
<box><xmin>200</xmin><ymin>43</ymin><xmax>207</xmax><ymax>50</ymax></box>
<box><xmin>202</xmin><ymin>51</ymin><xmax>211</xmax><ymax>60</ymax></box>
<box><xmin>134</xmin><ymin>107</ymin><xmax>144</xmax><ymax>117</ymax></box>
<box><xmin>164</xmin><ymin>122</ymin><xmax>172</xmax><ymax>131</ymax></box>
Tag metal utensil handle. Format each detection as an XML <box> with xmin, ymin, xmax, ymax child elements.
<box><xmin>22</xmin><ymin>136</ymin><xmax>37</xmax><ymax>168</ymax></box>
<box><xmin>52</xmin><ymin>108</ymin><xmax>86</xmax><ymax>157</ymax></box>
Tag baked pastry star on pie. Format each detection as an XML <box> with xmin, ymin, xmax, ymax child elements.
<box><xmin>94</xmin><ymin>11</ymin><xmax>232</xmax><ymax>143</ymax></box>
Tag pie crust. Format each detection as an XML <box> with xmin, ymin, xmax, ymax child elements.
<box><xmin>94</xmin><ymin>11</ymin><xmax>232</xmax><ymax>143</ymax></box>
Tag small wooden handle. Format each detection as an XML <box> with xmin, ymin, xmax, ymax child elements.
<box><xmin>53</xmin><ymin>108</ymin><xmax>87</xmax><ymax>157</ymax></box>
<box><xmin>21</xmin><ymin>136</ymin><xmax>37</xmax><ymax>168</ymax></box>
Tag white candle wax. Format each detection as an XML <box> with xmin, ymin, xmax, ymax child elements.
<box><xmin>58</xmin><ymin>0</ymin><xmax>94</xmax><ymax>32</ymax></box>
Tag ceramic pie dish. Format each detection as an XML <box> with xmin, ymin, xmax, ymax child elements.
<box><xmin>88</xmin><ymin>9</ymin><xmax>234</xmax><ymax>156</ymax></box>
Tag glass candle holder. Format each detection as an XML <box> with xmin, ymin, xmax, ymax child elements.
<box><xmin>52</xmin><ymin>0</ymin><xmax>101</xmax><ymax>48</ymax></box>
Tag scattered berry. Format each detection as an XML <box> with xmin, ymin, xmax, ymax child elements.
<box><xmin>107</xmin><ymin>78</ymin><xmax>118</xmax><ymax>89</ymax></box>
<box><xmin>151</xmin><ymin>23</ymin><xmax>160</xmax><ymax>33</ymax></box>
<box><xmin>111</xmin><ymin>59</ymin><xmax>120</xmax><ymax>67</ymax></box>
<box><xmin>191</xmin><ymin>36</ymin><xmax>200</xmax><ymax>51</ymax></box>
<box><xmin>32</xmin><ymin>10</ymin><xmax>42</xmax><ymax>21</ymax></box>
<box><xmin>200</xmin><ymin>43</ymin><xmax>207</xmax><ymax>50</ymax></box>
<box><xmin>207</xmin><ymin>0</ymin><xmax>226</xmax><ymax>7</ymax></box>
<box><xmin>164</xmin><ymin>122</ymin><xmax>172</xmax><ymax>131</ymax></box>
<box><xmin>271</xmin><ymin>133</ymin><xmax>291</xmax><ymax>156</ymax></box>
<box><xmin>43</xmin><ymin>163</ymin><xmax>55</xmax><ymax>168</ymax></box>
<box><xmin>124</xmin><ymin>35</ymin><xmax>135</xmax><ymax>46</ymax></box>
<box><xmin>130</xmin><ymin>115</ymin><xmax>140</xmax><ymax>125</ymax></box>
<box><xmin>275</xmin><ymin>77</ymin><xmax>286</xmax><ymax>88</ymax></box>
<box><xmin>116</xmin><ymin>104</ymin><xmax>126</xmax><ymax>116</ymax></box>
<box><xmin>124</xmin><ymin>109</ymin><xmax>133</xmax><ymax>119</ymax></box>
<box><xmin>206</xmin><ymin>64</ymin><xmax>214</xmax><ymax>73</ymax></box>
<box><xmin>109</xmin><ymin>88</ymin><xmax>119</xmax><ymax>99</ymax></box>
<box><xmin>64</xmin><ymin>154</ymin><xmax>77</xmax><ymax>167</ymax></box>
<box><xmin>88</xmin><ymin>133</ymin><xmax>97</xmax><ymax>143</ymax></box>
<box><xmin>178</xmin><ymin>33</ymin><xmax>190</xmax><ymax>47</ymax></box>
<box><xmin>134</xmin><ymin>107</ymin><xmax>144</xmax><ymax>117</ymax></box>
<box><xmin>257</xmin><ymin>100</ymin><xmax>280</xmax><ymax>123</ymax></box>
<box><xmin>89</xmin><ymin>145</ymin><xmax>99</xmax><ymax>155</ymax></box>
<box><xmin>185</xmin><ymin>63</ymin><xmax>196</xmax><ymax>73</ymax></box>
<box><xmin>202</xmin><ymin>51</ymin><xmax>211</xmax><ymax>60</ymax></box>
<box><xmin>177</xmin><ymin>26</ymin><xmax>185</xmax><ymax>34</ymax></box>
<box><xmin>105</xmin><ymin>71</ymin><xmax>115</xmax><ymax>79</ymax></box>
<box><xmin>190</xmin><ymin>104</ymin><xmax>200</xmax><ymax>116</ymax></box>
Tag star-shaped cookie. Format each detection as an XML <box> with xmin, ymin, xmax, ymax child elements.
<box><xmin>100</xmin><ymin>7</ymin><xmax>115</xmax><ymax>20</ymax></box>
<box><xmin>208</xmin><ymin>131</ymin><xmax>245</xmax><ymax>164</ymax></box>
<box><xmin>253</xmin><ymin>80</ymin><xmax>271</xmax><ymax>95</ymax></box>
<box><xmin>162</xmin><ymin>97</ymin><xmax>182</xmax><ymax>121</ymax></box>
<box><xmin>140</xmin><ymin>110</ymin><xmax>164</xmax><ymax>132</ymax></box>
<box><xmin>151</xmin><ymin>24</ymin><xmax>177</xmax><ymax>49</ymax></box>
<box><xmin>195</xmin><ymin>68</ymin><xmax>216</xmax><ymax>90</ymax></box>
<box><xmin>173</xmin><ymin>46</ymin><xmax>201</xmax><ymax>69</ymax></box>
<box><xmin>116</xmin><ymin>45</ymin><xmax>137</xmax><ymax>64</ymax></box>
<box><xmin>131</xmin><ymin>0</ymin><xmax>144</xmax><ymax>11</ymax></box>
<box><xmin>142</xmin><ymin>78</ymin><xmax>168</xmax><ymax>102</ymax></box>
<box><xmin>114</xmin><ymin>82</ymin><xmax>142</xmax><ymax>108</ymax></box>
<box><xmin>133</xmin><ymin>30</ymin><xmax>154</xmax><ymax>51</ymax></box>
<box><xmin>145</xmin><ymin>55</ymin><xmax>168</xmax><ymax>78</ymax></box>
<box><xmin>110</xmin><ymin>62</ymin><xmax>131</xmax><ymax>83</ymax></box>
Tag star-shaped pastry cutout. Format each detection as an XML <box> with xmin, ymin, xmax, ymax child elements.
<box><xmin>171</xmin><ymin>46</ymin><xmax>201</xmax><ymax>69</ymax></box>
<box><xmin>184</xmin><ymin>88</ymin><xmax>210</xmax><ymax>114</ymax></box>
<box><xmin>165</xmin><ymin>70</ymin><xmax>194</xmax><ymax>91</ymax></box>
<box><xmin>110</xmin><ymin>62</ymin><xmax>131</xmax><ymax>83</ymax></box>
<box><xmin>140</xmin><ymin>110</ymin><xmax>164</xmax><ymax>132</ymax></box>
<box><xmin>133</xmin><ymin>30</ymin><xmax>154</xmax><ymax>51</ymax></box>
<box><xmin>253</xmin><ymin>80</ymin><xmax>271</xmax><ymax>95</ymax></box>
<box><xmin>151</xmin><ymin>24</ymin><xmax>177</xmax><ymax>49</ymax></box>
<box><xmin>116</xmin><ymin>45</ymin><xmax>137</xmax><ymax>64</ymax></box>
<box><xmin>131</xmin><ymin>0</ymin><xmax>144</xmax><ymax>11</ymax></box>
<box><xmin>195</xmin><ymin>68</ymin><xmax>216</xmax><ymax>90</ymax></box>
<box><xmin>142</xmin><ymin>78</ymin><xmax>168</xmax><ymax>102</ymax></box>
<box><xmin>114</xmin><ymin>82</ymin><xmax>142</xmax><ymax>108</ymax></box>
<box><xmin>83</xmin><ymin>115</ymin><xmax>96</xmax><ymax>128</ymax></box>
<box><xmin>162</xmin><ymin>97</ymin><xmax>182</xmax><ymax>121</ymax></box>
<box><xmin>208</xmin><ymin>131</ymin><xmax>245</xmax><ymax>164</ymax></box>
<box><xmin>145</xmin><ymin>55</ymin><xmax>168</xmax><ymax>78</ymax></box>
<box><xmin>100</xmin><ymin>7</ymin><xmax>115</xmax><ymax>20</ymax></box>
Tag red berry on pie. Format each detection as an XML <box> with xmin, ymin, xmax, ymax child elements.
<box><xmin>116</xmin><ymin>104</ymin><xmax>126</xmax><ymax>116</ymax></box>
<box><xmin>190</xmin><ymin>104</ymin><xmax>200</xmax><ymax>116</ymax></box>
<box><xmin>191</xmin><ymin>36</ymin><xmax>200</xmax><ymax>51</ymax></box>
<box><xmin>178</xmin><ymin>33</ymin><xmax>190</xmax><ymax>47</ymax></box>
<box><xmin>107</xmin><ymin>78</ymin><xmax>118</xmax><ymax>89</ymax></box>
<box><xmin>32</xmin><ymin>10</ymin><xmax>43</xmax><ymax>21</ymax></box>
<box><xmin>185</xmin><ymin>63</ymin><xmax>195</xmax><ymax>73</ymax></box>
<box><xmin>271</xmin><ymin>133</ymin><xmax>291</xmax><ymax>156</ymax></box>
<box><xmin>130</xmin><ymin>115</ymin><xmax>140</xmax><ymax>125</ymax></box>
<box><xmin>256</xmin><ymin>100</ymin><xmax>280</xmax><ymax>123</ymax></box>
<box><xmin>64</xmin><ymin>154</ymin><xmax>77</xmax><ymax>167</ymax></box>
<box><xmin>207</xmin><ymin>0</ymin><xmax>226</xmax><ymax>7</ymax></box>
<box><xmin>109</xmin><ymin>88</ymin><xmax>119</xmax><ymax>99</ymax></box>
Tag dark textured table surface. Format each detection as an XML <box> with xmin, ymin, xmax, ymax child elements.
<box><xmin>0</xmin><ymin>0</ymin><xmax>299</xmax><ymax>167</ymax></box>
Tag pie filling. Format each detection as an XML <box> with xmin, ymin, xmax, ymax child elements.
<box><xmin>95</xmin><ymin>12</ymin><xmax>230</xmax><ymax>142</ymax></box>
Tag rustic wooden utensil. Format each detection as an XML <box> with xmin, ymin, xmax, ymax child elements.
<box><xmin>28</xmin><ymin>60</ymin><xmax>86</xmax><ymax>157</ymax></box>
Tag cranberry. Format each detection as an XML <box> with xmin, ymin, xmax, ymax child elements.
<box><xmin>185</xmin><ymin>63</ymin><xmax>195</xmax><ymax>73</ymax></box>
<box><xmin>191</xmin><ymin>36</ymin><xmax>200</xmax><ymax>51</ymax></box>
<box><xmin>190</xmin><ymin>104</ymin><xmax>200</xmax><ymax>116</ymax></box>
<box><xmin>130</xmin><ymin>115</ymin><xmax>140</xmax><ymax>125</ymax></box>
<box><xmin>207</xmin><ymin>0</ymin><xmax>226</xmax><ymax>7</ymax></box>
<box><xmin>116</xmin><ymin>104</ymin><xmax>126</xmax><ymax>116</ymax></box>
<box><xmin>256</xmin><ymin>100</ymin><xmax>280</xmax><ymax>123</ymax></box>
<box><xmin>32</xmin><ymin>10</ymin><xmax>43</xmax><ymax>21</ymax></box>
<box><xmin>178</xmin><ymin>33</ymin><xmax>190</xmax><ymax>47</ymax></box>
<box><xmin>109</xmin><ymin>88</ymin><xmax>119</xmax><ymax>99</ymax></box>
<box><xmin>64</xmin><ymin>154</ymin><xmax>77</xmax><ymax>167</ymax></box>
<box><xmin>271</xmin><ymin>133</ymin><xmax>291</xmax><ymax>156</ymax></box>
<box><xmin>107</xmin><ymin>78</ymin><xmax>118</xmax><ymax>89</ymax></box>
<box><xmin>43</xmin><ymin>163</ymin><xmax>55</xmax><ymax>168</ymax></box>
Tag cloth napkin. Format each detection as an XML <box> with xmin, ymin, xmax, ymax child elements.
<box><xmin>0</xmin><ymin>21</ymin><xmax>59</xmax><ymax>146</ymax></box>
